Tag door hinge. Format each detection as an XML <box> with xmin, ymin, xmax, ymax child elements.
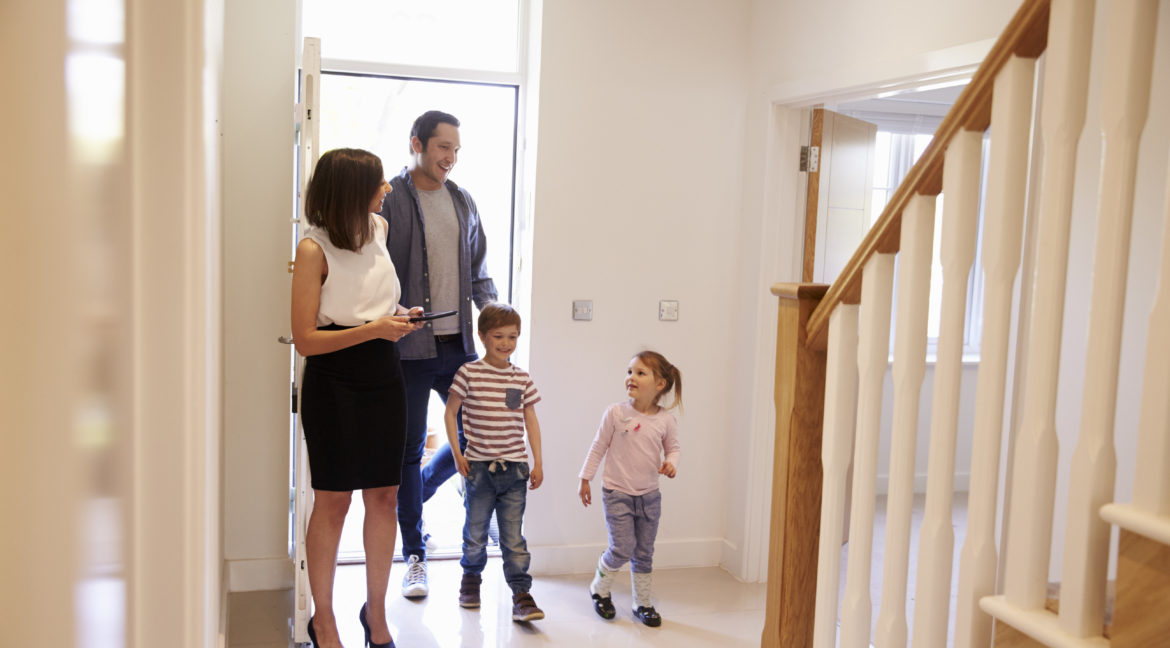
<box><xmin>800</xmin><ymin>145</ymin><xmax>820</xmax><ymax>173</ymax></box>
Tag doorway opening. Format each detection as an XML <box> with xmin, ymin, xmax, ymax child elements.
<box><xmin>315</xmin><ymin>73</ymin><xmax>519</xmax><ymax>562</ymax></box>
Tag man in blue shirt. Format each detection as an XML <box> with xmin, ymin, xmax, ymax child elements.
<box><xmin>379</xmin><ymin>110</ymin><xmax>498</xmax><ymax>598</ymax></box>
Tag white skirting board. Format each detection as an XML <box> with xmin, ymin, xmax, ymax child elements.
<box><xmin>228</xmin><ymin>558</ymin><xmax>295</xmax><ymax>592</ymax></box>
<box><xmin>528</xmin><ymin>537</ymin><xmax>726</xmax><ymax>577</ymax></box>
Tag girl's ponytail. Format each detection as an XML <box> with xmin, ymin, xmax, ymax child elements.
<box><xmin>634</xmin><ymin>350</ymin><xmax>683</xmax><ymax>412</ymax></box>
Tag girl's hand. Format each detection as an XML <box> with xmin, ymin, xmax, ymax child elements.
<box><xmin>529</xmin><ymin>464</ymin><xmax>543</xmax><ymax>490</ymax></box>
<box><xmin>578</xmin><ymin>479</ymin><xmax>592</xmax><ymax>506</ymax></box>
<box><xmin>659</xmin><ymin>461</ymin><xmax>677</xmax><ymax>478</ymax></box>
<box><xmin>453</xmin><ymin>451</ymin><xmax>470</xmax><ymax>477</ymax></box>
<box><xmin>369</xmin><ymin>315</ymin><xmax>422</xmax><ymax>341</ymax></box>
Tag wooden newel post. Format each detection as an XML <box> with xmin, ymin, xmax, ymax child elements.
<box><xmin>762</xmin><ymin>283</ymin><xmax>829</xmax><ymax>648</ymax></box>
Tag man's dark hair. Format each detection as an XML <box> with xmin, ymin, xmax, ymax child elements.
<box><xmin>410</xmin><ymin>110</ymin><xmax>460</xmax><ymax>153</ymax></box>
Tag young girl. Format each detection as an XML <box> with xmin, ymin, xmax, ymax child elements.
<box><xmin>577</xmin><ymin>350</ymin><xmax>683</xmax><ymax>627</ymax></box>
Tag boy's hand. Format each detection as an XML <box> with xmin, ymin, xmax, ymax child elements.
<box><xmin>453</xmin><ymin>451</ymin><xmax>470</xmax><ymax>477</ymax></box>
<box><xmin>578</xmin><ymin>479</ymin><xmax>592</xmax><ymax>506</ymax></box>
<box><xmin>659</xmin><ymin>461</ymin><xmax>677</xmax><ymax>478</ymax></box>
<box><xmin>529</xmin><ymin>464</ymin><xmax>543</xmax><ymax>490</ymax></box>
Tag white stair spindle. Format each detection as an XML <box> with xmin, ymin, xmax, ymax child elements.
<box><xmin>1001</xmin><ymin>0</ymin><xmax>1096</xmax><ymax>611</ymax></box>
<box><xmin>1061</xmin><ymin>0</ymin><xmax>1159</xmax><ymax>637</ymax></box>
<box><xmin>954</xmin><ymin>54</ymin><xmax>1038</xmax><ymax>648</ymax></box>
<box><xmin>1131</xmin><ymin>157</ymin><xmax>1170</xmax><ymax>518</ymax></box>
<box><xmin>911</xmin><ymin>129</ymin><xmax>982</xmax><ymax>648</ymax></box>
<box><xmin>875</xmin><ymin>195</ymin><xmax>936</xmax><ymax>648</ymax></box>
<box><xmin>840</xmin><ymin>253</ymin><xmax>897</xmax><ymax>648</ymax></box>
<box><xmin>813</xmin><ymin>304</ymin><xmax>861</xmax><ymax>648</ymax></box>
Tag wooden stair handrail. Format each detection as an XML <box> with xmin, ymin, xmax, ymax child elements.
<box><xmin>803</xmin><ymin>0</ymin><xmax>1050</xmax><ymax>351</ymax></box>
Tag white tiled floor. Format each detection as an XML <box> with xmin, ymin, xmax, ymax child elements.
<box><xmin>228</xmin><ymin>560</ymin><xmax>767</xmax><ymax>648</ymax></box>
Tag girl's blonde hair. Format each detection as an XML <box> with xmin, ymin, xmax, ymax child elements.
<box><xmin>634</xmin><ymin>350</ymin><xmax>683</xmax><ymax>411</ymax></box>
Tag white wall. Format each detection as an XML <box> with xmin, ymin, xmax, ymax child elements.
<box><xmin>221</xmin><ymin>0</ymin><xmax>298</xmax><ymax>591</ymax></box>
<box><xmin>524</xmin><ymin>0</ymin><xmax>752</xmax><ymax>575</ymax></box>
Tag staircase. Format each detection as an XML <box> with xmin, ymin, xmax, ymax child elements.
<box><xmin>761</xmin><ymin>0</ymin><xmax>1170</xmax><ymax>646</ymax></box>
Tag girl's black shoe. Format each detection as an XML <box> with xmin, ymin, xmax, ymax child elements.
<box><xmin>359</xmin><ymin>603</ymin><xmax>396</xmax><ymax>648</ymax></box>
<box><xmin>306</xmin><ymin>616</ymin><xmax>320</xmax><ymax>647</ymax></box>
<box><xmin>633</xmin><ymin>605</ymin><xmax>662</xmax><ymax>627</ymax></box>
<box><xmin>591</xmin><ymin>593</ymin><xmax>616</xmax><ymax>620</ymax></box>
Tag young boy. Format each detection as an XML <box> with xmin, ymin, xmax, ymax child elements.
<box><xmin>444</xmin><ymin>302</ymin><xmax>545</xmax><ymax>622</ymax></box>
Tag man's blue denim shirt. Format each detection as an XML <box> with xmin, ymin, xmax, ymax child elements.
<box><xmin>379</xmin><ymin>167</ymin><xmax>498</xmax><ymax>360</ymax></box>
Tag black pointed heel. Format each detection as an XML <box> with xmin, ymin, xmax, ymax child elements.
<box><xmin>359</xmin><ymin>603</ymin><xmax>396</xmax><ymax>648</ymax></box>
<box><xmin>306</xmin><ymin>616</ymin><xmax>321</xmax><ymax>647</ymax></box>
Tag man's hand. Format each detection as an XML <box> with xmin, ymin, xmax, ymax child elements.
<box><xmin>659</xmin><ymin>461</ymin><xmax>677</xmax><ymax>478</ymax></box>
<box><xmin>578</xmin><ymin>479</ymin><xmax>592</xmax><ymax>506</ymax></box>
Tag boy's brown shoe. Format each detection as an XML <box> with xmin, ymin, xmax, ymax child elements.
<box><xmin>459</xmin><ymin>573</ymin><xmax>482</xmax><ymax>608</ymax></box>
<box><xmin>511</xmin><ymin>591</ymin><xmax>545</xmax><ymax>622</ymax></box>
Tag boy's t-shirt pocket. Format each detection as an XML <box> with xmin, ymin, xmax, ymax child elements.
<box><xmin>505</xmin><ymin>388</ymin><xmax>523</xmax><ymax>409</ymax></box>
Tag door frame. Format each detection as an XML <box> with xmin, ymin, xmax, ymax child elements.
<box><xmin>734</xmin><ymin>41</ymin><xmax>990</xmax><ymax>583</ymax></box>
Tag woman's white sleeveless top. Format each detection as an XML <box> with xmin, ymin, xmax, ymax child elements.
<box><xmin>303</xmin><ymin>214</ymin><xmax>401</xmax><ymax>327</ymax></box>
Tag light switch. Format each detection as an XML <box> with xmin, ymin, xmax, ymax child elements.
<box><xmin>659</xmin><ymin>300</ymin><xmax>679</xmax><ymax>321</ymax></box>
<box><xmin>572</xmin><ymin>300</ymin><xmax>593</xmax><ymax>321</ymax></box>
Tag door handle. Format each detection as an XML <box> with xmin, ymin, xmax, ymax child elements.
<box><xmin>278</xmin><ymin>335</ymin><xmax>294</xmax><ymax>344</ymax></box>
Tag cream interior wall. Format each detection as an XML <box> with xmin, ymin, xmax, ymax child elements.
<box><xmin>222</xmin><ymin>0</ymin><xmax>297</xmax><ymax>590</ymax></box>
<box><xmin>524</xmin><ymin>0</ymin><xmax>752</xmax><ymax>575</ymax></box>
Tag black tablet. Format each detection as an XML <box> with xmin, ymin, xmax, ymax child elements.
<box><xmin>409</xmin><ymin>309</ymin><xmax>458</xmax><ymax>323</ymax></box>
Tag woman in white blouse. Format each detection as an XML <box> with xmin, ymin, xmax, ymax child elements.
<box><xmin>290</xmin><ymin>148</ymin><xmax>422</xmax><ymax>648</ymax></box>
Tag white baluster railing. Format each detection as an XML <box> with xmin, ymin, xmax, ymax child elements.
<box><xmin>812</xmin><ymin>304</ymin><xmax>860</xmax><ymax>648</ymax></box>
<box><xmin>996</xmin><ymin>0</ymin><xmax>1096</xmax><ymax>612</ymax></box>
<box><xmin>839</xmin><ymin>253</ymin><xmax>896</xmax><ymax>648</ymax></box>
<box><xmin>1100</xmin><ymin>151</ymin><xmax>1170</xmax><ymax>544</ymax></box>
<box><xmin>875</xmin><ymin>195</ymin><xmax>936</xmax><ymax>648</ymax></box>
<box><xmin>911</xmin><ymin>128</ymin><xmax>982</xmax><ymax>648</ymax></box>
<box><xmin>1059</xmin><ymin>0</ymin><xmax>1160</xmax><ymax>638</ymax></box>
<box><xmin>953</xmin><ymin>53</ymin><xmax>1037</xmax><ymax>648</ymax></box>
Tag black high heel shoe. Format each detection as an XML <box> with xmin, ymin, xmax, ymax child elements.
<box><xmin>306</xmin><ymin>616</ymin><xmax>320</xmax><ymax>647</ymax></box>
<box><xmin>359</xmin><ymin>603</ymin><xmax>396</xmax><ymax>648</ymax></box>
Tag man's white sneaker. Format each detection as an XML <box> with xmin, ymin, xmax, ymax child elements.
<box><xmin>402</xmin><ymin>555</ymin><xmax>429</xmax><ymax>598</ymax></box>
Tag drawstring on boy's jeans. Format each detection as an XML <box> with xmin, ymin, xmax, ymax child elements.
<box><xmin>487</xmin><ymin>458</ymin><xmax>508</xmax><ymax>473</ymax></box>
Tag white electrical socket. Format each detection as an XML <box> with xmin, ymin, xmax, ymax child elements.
<box><xmin>659</xmin><ymin>300</ymin><xmax>679</xmax><ymax>321</ymax></box>
<box><xmin>572</xmin><ymin>300</ymin><xmax>593</xmax><ymax>321</ymax></box>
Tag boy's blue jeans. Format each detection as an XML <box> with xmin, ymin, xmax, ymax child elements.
<box><xmin>461</xmin><ymin>460</ymin><xmax>532</xmax><ymax>594</ymax></box>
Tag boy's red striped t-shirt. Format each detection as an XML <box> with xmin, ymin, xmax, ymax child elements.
<box><xmin>450</xmin><ymin>359</ymin><xmax>541</xmax><ymax>461</ymax></box>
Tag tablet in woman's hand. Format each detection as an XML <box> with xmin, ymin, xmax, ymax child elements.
<box><xmin>408</xmin><ymin>309</ymin><xmax>458</xmax><ymax>322</ymax></box>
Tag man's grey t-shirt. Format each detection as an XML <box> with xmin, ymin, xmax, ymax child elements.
<box><xmin>417</xmin><ymin>184</ymin><xmax>461</xmax><ymax>335</ymax></box>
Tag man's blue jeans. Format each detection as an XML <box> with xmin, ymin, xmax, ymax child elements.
<box><xmin>461</xmin><ymin>460</ymin><xmax>532</xmax><ymax>594</ymax></box>
<box><xmin>397</xmin><ymin>336</ymin><xmax>476</xmax><ymax>561</ymax></box>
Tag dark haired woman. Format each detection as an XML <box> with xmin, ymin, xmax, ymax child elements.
<box><xmin>291</xmin><ymin>148</ymin><xmax>422</xmax><ymax>648</ymax></box>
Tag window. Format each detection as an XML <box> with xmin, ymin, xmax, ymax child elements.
<box><xmin>302</xmin><ymin>0</ymin><xmax>522</xmax><ymax>73</ymax></box>
<box><xmin>840</xmin><ymin>81</ymin><xmax>986</xmax><ymax>359</ymax></box>
<box><xmin>870</xmin><ymin>129</ymin><xmax>987</xmax><ymax>359</ymax></box>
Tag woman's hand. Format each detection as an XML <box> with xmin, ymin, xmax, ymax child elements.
<box><xmin>368</xmin><ymin>314</ymin><xmax>423</xmax><ymax>342</ymax></box>
<box><xmin>578</xmin><ymin>479</ymin><xmax>592</xmax><ymax>506</ymax></box>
